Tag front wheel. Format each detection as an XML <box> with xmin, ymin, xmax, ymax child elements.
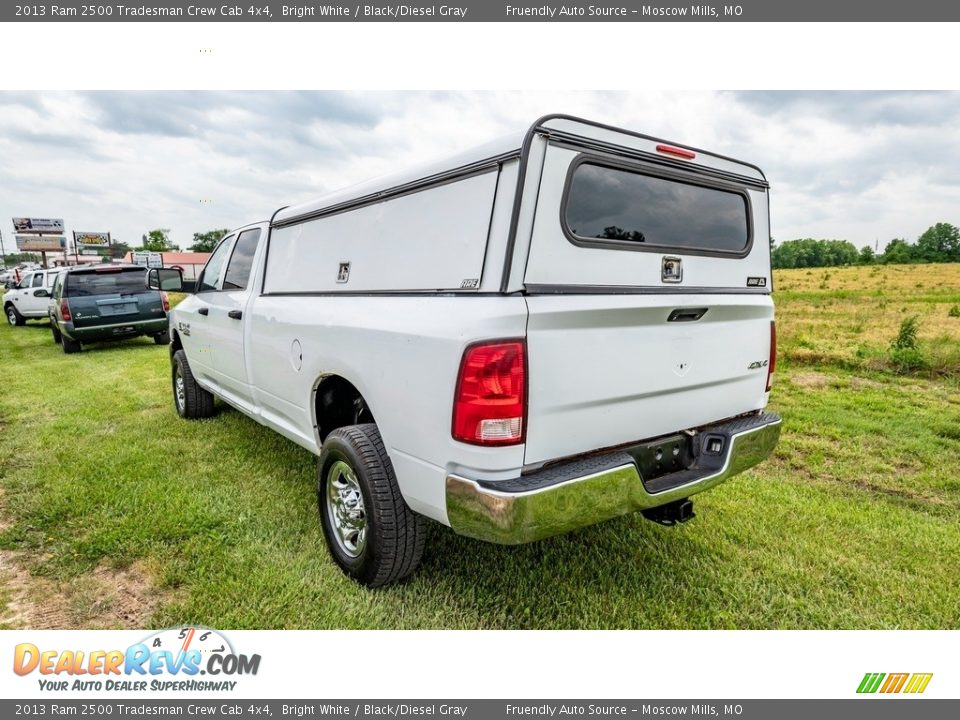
<box><xmin>318</xmin><ymin>424</ymin><xmax>426</xmax><ymax>588</ymax></box>
<box><xmin>172</xmin><ymin>349</ymin><xmax>215</xmax><ymax>419</ymax></box>
<box><xmin>5</xmin><ymin>304</ymin><xmax>25</xmax><ymax>327</ymax></box>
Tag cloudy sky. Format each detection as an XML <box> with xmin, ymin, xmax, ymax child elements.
<box><xmin>1</xmin><ymin>91</ymin><xmax>958</xmax><ymax>253</ymax></box>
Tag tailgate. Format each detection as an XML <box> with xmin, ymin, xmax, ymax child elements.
<box><xmin>519</xmin><ymin>128</ymin><xmax>774</xmax><ymax>466</ymax></box>
<box><xmin>523</xmin><ymin>294</ymin><xmax>773</xmax><ymax>466</ymax></box>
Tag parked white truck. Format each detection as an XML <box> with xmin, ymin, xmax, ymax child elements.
<box><xmin>4</xmin><ymin>268</ymin><xmax>63</xmax><ymax>326</ymax></box>
<box><xmin>152</xmin><ymin>115</ymin><xmax>781</xmax><ymax>587</ymax></box>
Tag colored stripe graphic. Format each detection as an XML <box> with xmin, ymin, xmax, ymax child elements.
<box><xmin>880</xmin><ymin>673</ymin><xmax>909</xmax><ymax>693</ymax></box>
<box><xmin>857</xmin><ymin>672</ymin><xmax>932</xmax><ymax>694</ymax></box>
<box><xmin>904</xmin><ymin>673</ymin><xmax>933</xmax><ymax>694</ymax></box>
<box><xmin>857</xmin><ymin>673</ymin><xmax>885</xmax><ymax>693</ymax></box>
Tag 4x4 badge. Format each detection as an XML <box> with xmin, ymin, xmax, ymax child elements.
<box><xmin>662</xmin><ymin>256</ymin><xmax>682</xmax><ymax>283</ymax></box>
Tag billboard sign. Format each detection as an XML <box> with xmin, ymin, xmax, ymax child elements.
<box><xmin>73</xmin><ymin>231</ymin><xmax>111</xmax><ymax>248</ymax></box>
<box><xmin>12</xmin><ymin>217</ymin><xmax>64</xmax><ymax>234</ymax></box>
<box><xmin>15</xmin><ymin>235</ymin><xmax>66</xmax><ymax>252</ymax></box>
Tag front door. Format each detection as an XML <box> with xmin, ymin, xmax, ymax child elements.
<box><xmin>196</xmin><ymin>227</ymin><xmax>263</xmax><ymax>405</ymax></box>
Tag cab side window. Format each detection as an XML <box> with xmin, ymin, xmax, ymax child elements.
<box><xmin>17</xmin><ymin>273</ymin><xmax>33</xmax><ymax>289</ymax></box>
<box><xmin>222</xmin><ymin>229</ymin><xmax>262</xmax><ymax>291</ymax></box>
<box><xmin>32</xmin><ymin>274</ymin><xmax>44</xmax><ymax>288</ymax></box>
<box><xmin>197</xmin><ymin>235</ymin><xmax>235</xmax><ymax>292</ymax></box>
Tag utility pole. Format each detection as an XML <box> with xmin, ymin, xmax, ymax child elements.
<box><xmin>0</xmin><ymin>228</ymin><xmax>6</xmax><ymax>266</ymax></box>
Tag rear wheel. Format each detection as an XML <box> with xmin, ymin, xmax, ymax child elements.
<box><xmin>5</xmin><ymin>304</ymin><xmax>25</xmax><ymax>327</ymax></box>
<box><xmin>154</xmin><ymin>331</ymin><xmax>170</xmax><ymax>345</ymax></box>
<box><xmin>61</xmin><ymin>335</ymin><xmax>81</xmax><ymax>354</ymax></box>
<box><xmin>172</xmin><ymin>349</ymin><xmax>215</xmax><ymax>419</ymax></box>
<box><xmin>318</xmin><ymin>424</ymin><xmax>426</xmax><ymax>587</ymax></box>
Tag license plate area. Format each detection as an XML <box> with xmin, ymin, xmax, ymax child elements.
<box><xmin>99</xmin><ymin>303</ymin><xmax>137</xmax><ymax>316</ymax></box>
<box><xmin>627</xmin><ymin>433</ymin><xmax>695</xmax><ymax>483</ymax></box>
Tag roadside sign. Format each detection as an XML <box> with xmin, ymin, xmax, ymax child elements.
<box><xmin>81</xmin><ymin>249</ymin><xmax>100</xmax><ymax>255</ymax></box>
<box><xmin>73</xmin><ymin>231</ymin><xmax>111</xmax><ymax>248</ymax></box>
<box><xmin>12</xmin><ymin>217</ymin><xmax>64</xmax><ymax>234</ymax></box>
<box><xmin>133</xmin><ymin>251</ymin><xmax>164</xmax><ymax>268</ymax></box>
<box><xmin>15</xmin><ymin>235</ymin><xmax>66</xmax><ymax>251</ymax></box>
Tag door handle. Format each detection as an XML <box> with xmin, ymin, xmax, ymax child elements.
<box><xmin>198</xmin><ymin>307</ymin><xmax>209</xmax><ymax>316</ymax></box>
<box><xmin>667</xmin><ymin>308</ymin><xmax>708</xmax><ymax>322</ymax></box>
<box><xmin>227</xmin><ymin>310</ymin><xmax>243</xmax><ymax>320</ymax></box>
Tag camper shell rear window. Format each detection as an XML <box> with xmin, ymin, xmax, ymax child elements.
<box><xmin>561</xmin><ymin>156</ymin><xmax>753</xmax><ymax>257</ymax></box>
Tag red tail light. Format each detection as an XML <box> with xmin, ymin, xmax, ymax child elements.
<box><xmin>161</xmin><ymin>291</ymin><xmax>170</xmax><ymax>312</ymax></box>
<box><xmin>452</xmin><ymin>340</ymin><xmax>526</xmax><ymax>446</ymax></box>
<box><xmin>60</xmin><ymin>299</ymin><xmax>72</xmax><ymax>322</ymax></box>
<box><xmin>766</xmin><ymin>321</ymin><xmax>777</xmax><ymax>392</ymax></box>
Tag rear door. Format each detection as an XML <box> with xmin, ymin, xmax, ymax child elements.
<box><xmin>521</xmin><ymin>139</ymin><xmax>775</xmax><ymax>466</ymax></box>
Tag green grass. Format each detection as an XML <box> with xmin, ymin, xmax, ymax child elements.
<box><xmin>1</xmin><ymin>271</ymin><xmax>959</xmax><ymax>629</ymax></box>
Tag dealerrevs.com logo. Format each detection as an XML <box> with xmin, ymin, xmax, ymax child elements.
<box><xmin>13</xmin><ymin>627</ymin><xmax>261</xmax><ymax>692</ymax></box>
<box><xmin>857</xmin><ymin>672</ymin><xmax>933</xmax><ymax>694</ymax></box>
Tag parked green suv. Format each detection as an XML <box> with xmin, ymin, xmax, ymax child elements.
<box><xmin>49</xmin><ymin>264</ymin><xmax>170</xmax><ymax>354</ymax></box>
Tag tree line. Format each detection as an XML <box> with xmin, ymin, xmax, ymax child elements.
<box><xmin>772</xmin><ymin>222</ymin><xmax>960</xmax><ymax>269</ymax></box>
<box><xmin>135</xmin><ymin>228</ymin><xmax>231</xmax><ymax>254</ymax></box>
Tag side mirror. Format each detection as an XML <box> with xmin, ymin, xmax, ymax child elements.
<box><xmin>33</xmin><ymin>288</ymin><xmax>50</xmax><ymax>298</ymax></box>
<box><xmin>147</xmin><ymin>267</ymin><xmax>185</xmax><ymax>292</ymax></box>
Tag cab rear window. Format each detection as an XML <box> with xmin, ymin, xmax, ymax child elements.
<box><xmin>66</xmin><ymin>268</ymin><xmax>150</xmax><ymax>296</ymax></box>
<box><xmin>563</xmin><ymin>160</ymin><xmax>751</xmax><ymax>254</ymax></box>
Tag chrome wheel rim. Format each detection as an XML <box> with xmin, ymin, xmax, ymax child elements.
<box><xmin>174</xmin><ymin>368</ymin><xmax>185</xmax><ymax>411</ymax></box>
<box><xmin>6</xmin><ymin>309</ymin><xmax>15</xmax><ymax>325</ymax></box>
<box><xmin>324</xmin><ymin>460</ymin><xmax>367</xmax><ymax>558</ymax></box>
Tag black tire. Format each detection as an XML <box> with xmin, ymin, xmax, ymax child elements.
<box><xmin>5</xmin><ymin>304</ymin><xmax>25</xmax><ymax>327</ymax></box>
<box><xmin>51</xmin><ymin>323</ymin><xmax>62</xmax><ymax>344</ymax></box>
<box><xmin>318</xmin><ymin>424</ymin><xmax>426</xmax><ymax>588</ymax></box>
<box><xmin>61</xmin><ymin>335</ymin><xmax>81</xmax><ymax>354</ymax></box>
<box><xmin>172</xmin><ymin>349</ymin><xmax>215</xmax><ymax>419</ymax></box>
<box><xmin>154</xmin><ymin>331</ymin><xmax>170</xmax><ymax>345</ymax></box>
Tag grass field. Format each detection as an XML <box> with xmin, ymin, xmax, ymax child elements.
<box><xmin>1</xmin><ymin>264</ymin><xmax>959</xmax><ymax>629</ymax></box>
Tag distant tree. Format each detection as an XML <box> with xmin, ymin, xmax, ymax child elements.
<box><xmin>881</xmin><ymin>238</ymin><xmax>915</xmax><ymax>264</ymax></box>
<box><xmin>3</xmin><ymin>252</ymin><xmax>42</xmax><ymax>266</ymax></box>
<box><xmin>140</xmin><ymin>229</ymin><xmax>176</xmax><ymax>252</ymax></box>
<box><xmin>600</xmin><ymin>226</ymin><xmax>645</xmax><ymax>242</ymax></box>
<box><xmin>771</xmin><ymin>238</ymin><xmax>859</xmax><ymax>269</ymax></box>
<box><xmin>189</xmin><ymin>228</ymin><xmax>230</xmax><ymax>253</ymax></box>
<box><xmin>915</xmin><ymin>222</ymin><xmax>960</xmax><ymax>263</ymax></box>
<box><xmin>110</xmin><ymin>241</ymin><xmax>131</xmax><ymax>259</ymax></box>
<box><xmin>858</xmin><ymin>245</ymin><xmax>876</xmax><ymax>265</ymax></box>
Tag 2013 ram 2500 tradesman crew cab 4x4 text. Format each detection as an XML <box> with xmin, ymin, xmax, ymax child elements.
<box><xmin>151</xmin><ymin>115</ymin><xmax>781</xmax><ymax>587</ymax></box>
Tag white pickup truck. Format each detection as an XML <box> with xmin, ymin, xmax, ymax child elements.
<box><xmin>151</xmin><ymin>115</ymin><xmax>781</xmax><ymax>587</ymax></box>
<box><xmin>4</xmin><ymin>268</ymin><xmax>63</xmax><ymax>326</ymax></box>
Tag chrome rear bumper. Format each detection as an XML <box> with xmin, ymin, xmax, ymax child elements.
<box><xmin>446</xmin><ymin>412</ymin><xmax>782</xmax><ymax>545</ymax></box>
